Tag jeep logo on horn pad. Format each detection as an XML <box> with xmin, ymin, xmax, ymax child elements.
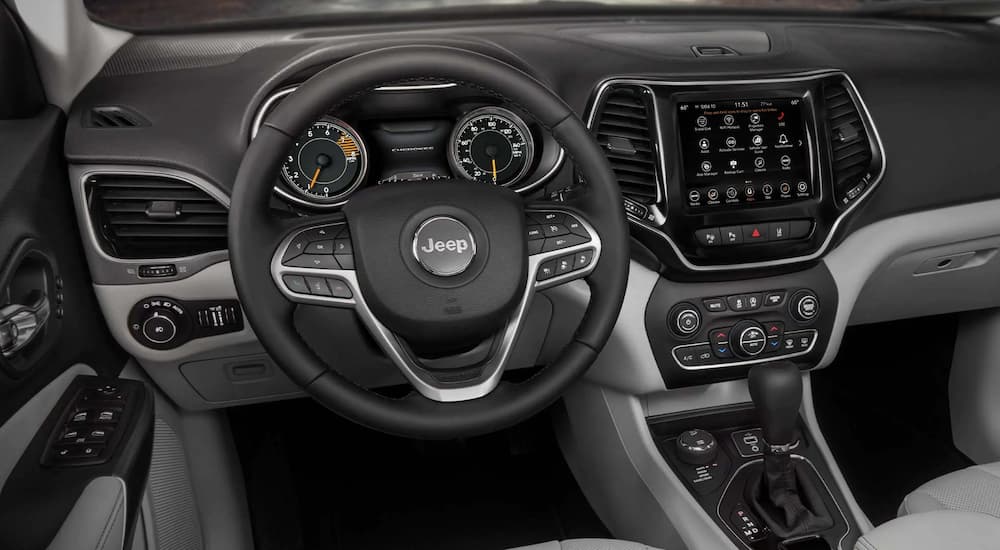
<box><xmin>412</xmin><ymin>216</ymin><xmax>477</xmax><ymax>276</ymax></box>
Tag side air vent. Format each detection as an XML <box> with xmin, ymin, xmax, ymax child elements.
<box><xmin>823</xmin><ymin>82</ymin><xmax>876</xmax><ymax>205</ymax></box>
<box><xmin>87</xmin><ymin>174</ymin><xmax>228</xmax><ymax>259</ymax></box>
<box><xmin>593</xmin><ymin>86</ymin><xmax>660</xmax><ymax>204</ymax></box>
<box><xmin>85</xmin><ymin>106</ymin><xmax>149</xmax><ymax>128</ymax></box>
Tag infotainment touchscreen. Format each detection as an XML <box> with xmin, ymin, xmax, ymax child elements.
<box><xmin>677</xmin><ymin>98</ymin><xmax>810</xmax><ymax>207</ymax></box>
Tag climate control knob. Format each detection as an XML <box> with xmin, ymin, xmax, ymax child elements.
<box><xmin>731</xmin><ymin>320</ymin><xmax>767</xmax><ymax>358</ymax></box>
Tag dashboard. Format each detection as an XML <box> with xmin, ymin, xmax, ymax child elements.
<box><xmin>60</xmin><ymin>15</ymin><xmax>1000</xmax><ymax>408</ymax></box>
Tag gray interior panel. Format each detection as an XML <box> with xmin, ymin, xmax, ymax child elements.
<box><xmin>46</xmin><ymin>476</ymin><xmax>127</xmax><ymax>550</ymax></box>
<box><xmin>950</xmin><ymin>309</ymin><xmax>1000</xmax><ymax>464</ymax></box>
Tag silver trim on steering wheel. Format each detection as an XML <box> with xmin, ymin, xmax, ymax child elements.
<box><xmin>268</xmin><ymin>209</ymin><xmax>602</xmax><ymax>402</ymax></box>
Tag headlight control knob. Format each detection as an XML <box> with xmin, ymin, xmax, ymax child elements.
<box><xmin>676</xmin><ymin>429</ymin><xmax>718</xmax><ymax>465</ymax></box>
<box><xmin>141</xmin><ymin>311</ymin><xmax>177</xmax><ymax>344</ymax></box>
<box><xmin>731</xmin><ymin>320</ymin><xmax>767</xmax><ymax>358</ymax></box>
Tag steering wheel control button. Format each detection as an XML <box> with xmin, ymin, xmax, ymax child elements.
<box><xmin>304</xmin><ymin>240</ymin><xmax>334</xmax><ymax>254</ymax></box>
<box><xmin>325</xmin><ymin>278</ymin><xmax>353</xmax><ymax>299</ymax></box>
<box><xmin>790</xmin><ymin>290</ymin><xmax>820</xmax><ymax>323</ymax></box>
<box><xmin>333</xmin><ymin>238</ymin><xmax>352</xmax><ymax>254</ymax></box>
<box><xmin>573</xmin><ymin>249</ymin><xmax>595</xmax><ymax>270</ymax></box>
<box><xmin>565</xmin><ymin>217</ymin><xmax>590</xmax><ymax>237</ymax></box>
<box><xmin>142</xmin><ymin>313</ymin><xmax>177</xmax><ymax>345</ymax></box>
<box><xmin>531</xmin><ymin>211</ymin><xmax>564</xmax><ymax>225</ymax></box>
<box><xmin>412</xmin><ymin>216</ymin><xmax>477</xmax><ymax>277</ymax></box>
<box><xmin>526</xmin><ymin>226</ymin><xmax>543</xmax><ymax>240</ymax></box>
<box><xmin>542</xmin><ymin>223</ymin><xmax>570</xmax><ymax>238</ymax></box>
<box><xmin>285</xmin><ymin>254</ymin><xmax>339</xmax><ymax>269</ymax></box>
<box><xmin>541</xmin><ymin>233</ymin><xmax>589</xmax><ymax>252</ymax></box>
<box><xmin>702</xmin><ymin>297</ymin><xmax>727</xmax><ymax>312</ymax></box>
<box><xmin>556</xmin><ymin>255</ymin><xmax>574</xmax><ymax>275</ymax></box>
<box><xmin>695</xmin><ymin>228</ymin><xmax>721</xmax><ymax>247</ymax></box>
<box><xmin>282</xmin><ymin>275</ymin><xmax>310</xmax><ymax>295</ymax></box>
<box><xmin>305</xmin><ymin>277</ymin><xmax>332</xmax><ymax>296</ymax></box>
<box><xmin>669</xmin><ymin>303</ymin><xmax>701</xmax><ymax>337</ymax></box>
<box><xmin>536</xmin><ymin>259</ymin><xmax>557</xmax><ymax>281</ymax></box>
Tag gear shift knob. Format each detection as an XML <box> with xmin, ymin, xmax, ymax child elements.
<box><xmin>748</xmin><ymin>362</ymin><xmax>802</xmax><ymax>447</ymax></box>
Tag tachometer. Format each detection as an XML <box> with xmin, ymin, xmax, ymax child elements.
<box><xmin>280</xmin><ymin>118</ymin><xmax>367</xmax><ymax>204</ymax></box>
<box><xmin>449</xmin><ymin>107</ymin><xmax>535</xmax><ymax>186</ymax></box>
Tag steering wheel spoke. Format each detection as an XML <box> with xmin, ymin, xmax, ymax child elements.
<box><xmin>525</xmin><ymin>206</ymin><xmax>602</xmax><ymax>291</ymax></box>
<box><xmin>271</xmin><ymin>219</ymin><xmax>358</xmax><ymax>307</ymax></box>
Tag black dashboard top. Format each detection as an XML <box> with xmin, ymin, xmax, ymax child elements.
<box><xmin>64</xmin><ymin>15</ymin><xmax>1000</xmax><ymax>272</ymax></box>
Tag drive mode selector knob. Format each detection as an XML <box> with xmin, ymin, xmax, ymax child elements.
<box><xmin>790</xmin><ymin>290</ymin><xmax>820</xmax><ymax>323</ymax></box>
<box><xmin>731</xmin><ymin>320</ymin><xmax>767</xmax><ymax>358</ymax></box>
<box><xmin>676</xmin><ymin>429</ymin><xmax>718</xmax><ymax>465</ymax></box>
<box><xmin>669</xmin><ymin>303</ymin><xmax>701</xmax><ymax>337</ymax></box>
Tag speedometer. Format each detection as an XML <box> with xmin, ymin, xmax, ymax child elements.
<box><xmin>280</xmin><ymin>118</ymin><xmax>367</xmax><ymax>205</ymax></box>
<box><xmin>448</xmin><ymin>107</ymin><xmax>535</xmax><ymax>186</ymax></box>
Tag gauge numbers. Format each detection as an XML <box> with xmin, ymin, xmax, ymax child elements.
<box><xmin>280</xmin><ymin>118</ymin><xmax>367</xmax><ymax>204</ymax></box>
<box><xmin>449</xmin><ymin>107</ymin><xmax>535</xmax><ymax>186</ymax></box>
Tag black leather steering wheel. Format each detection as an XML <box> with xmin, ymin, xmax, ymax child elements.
<box><xmin>230</xmin><ymin>45</ymin><xmax>628</xmax><ymax>439</ymax></box>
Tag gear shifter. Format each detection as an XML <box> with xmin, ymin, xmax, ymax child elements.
<box><xmin>748</xmin><ymin>361</ymin><xmax>802</xmax><ymax>451</ymax></box>
<box><xmin>746</xmin><ymin>362</ymin><xmax>834</xmax><ymax>539</ymax></box>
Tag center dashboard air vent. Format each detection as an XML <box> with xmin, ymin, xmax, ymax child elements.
<box><xmin>592</xmin><ymin>85</ymin><xmax>661</xmax><ymax>204</ymax></box>
<box><xmin>87</xmin><ymin>174</ymin><xmax>228</xmax><ymax>259</ymax></box>
<box><xmin>823</xmin><ymin>81</ymin><xmax>877</xmax><ymax>206</ymax></box>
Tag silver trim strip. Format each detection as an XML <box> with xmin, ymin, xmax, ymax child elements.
<box><xmin>584</xmin><ymin>70</ymin><xmax>887</xmax><ymax>271</ymax></box>
<box><xmin>70</xmin><ymin>165</ymin><xmax>231</xmax><ymax>285</ymax></box>
<box><xmin>716</xmin><ymin>455</ymin><xmax>851</xmax><ymax>550</ymax></box>
<box><xmin>672</xmin><ymin>329</ymin><xmax>818</xmax><ymax>370</ymax></box>
<box><xmin>269</xmin><ymin>209</ymin><xmax>601</xmax><ymax>402</ymax></box>
<box><xmin>250</xmin><ymin>85</ymin><xmax>566</xmax><ymax>205</ymax></box>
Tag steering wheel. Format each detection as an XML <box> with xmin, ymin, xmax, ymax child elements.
<box><xmin>230</xmin><ymin>45</ymin><xmax>629</xmax><ymax>439</ymax></box>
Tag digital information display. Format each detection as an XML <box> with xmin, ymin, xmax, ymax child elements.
<box><xmin>677</xmin><ymin>98</ymin><xmax>811</xmax><ymax>208</ymax></box>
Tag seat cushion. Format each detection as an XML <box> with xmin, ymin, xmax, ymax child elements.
<box><xmin>509</xmin><ymin>539</ymin><xmax>660</xmax><ymax>550</ymax></box>
<box><xmin>900</xmin><ymin>461</ymin><xmax>1000</xmax><ymax>517</ymax></box>
<box><xmin>855</xmin><ymin>510</ymin><xmax>1000</xmax><ymax>550</ymax></box>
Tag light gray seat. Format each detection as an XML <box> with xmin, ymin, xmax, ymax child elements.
<box><xmin>854</xmin><ymin>510</ymin><xmax>1000</xmax><ymax>550</ymax></box>
<box><xmin>899</xmin><ymin>461</ymin><xmax>1000</xmax><ymax>517</ymax></box>
<box><xmin>510</xmin><ymin>539</ymin><xmax>660</xmax><ymax>550</ymax></box>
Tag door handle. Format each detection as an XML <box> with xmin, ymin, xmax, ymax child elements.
<box><xmin>0</xmin><ymin>296</ymin><xmax>50</xmax><ymax>357</ymax></box>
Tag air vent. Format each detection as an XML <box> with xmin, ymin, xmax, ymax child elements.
<box><xmin>87</xmin><ymin>174</ymin><xmax>228</xmax><ymax>259</ymax></box>
<box><xmin>593</xmin><ymin>86</ymin><xmax>660</xmax><ymax>204</ymax></box>
<box><xmin>85</xmin><ymin>106</ymin><xmax>149</xmax><ymax>128</ymax></box>
<box><xmin>823</xmin><ymin>82</ymin><xmax>874</xmax><ymax>204</ymax></box>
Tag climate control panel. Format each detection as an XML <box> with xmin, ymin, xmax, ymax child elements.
<box><xmin>647</xmin><ymin>265</ymin><xmax>837</xmax><ymax>387</ymax></box>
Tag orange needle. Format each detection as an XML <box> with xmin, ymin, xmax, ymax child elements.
<box><xmin>308</xmin><ymin>167</ymin><xmax>321</xmax><ymax>190</ymax></box>
<box><xmin>491</xmin><ymin>159</ymin><xmax>498</xmax><ymax>183</ymax></box>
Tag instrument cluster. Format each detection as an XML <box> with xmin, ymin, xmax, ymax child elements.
<box><xmin>252</xmin><ymin>85</ymin><xmax>562</xmax><ymax>209</ymax></box>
